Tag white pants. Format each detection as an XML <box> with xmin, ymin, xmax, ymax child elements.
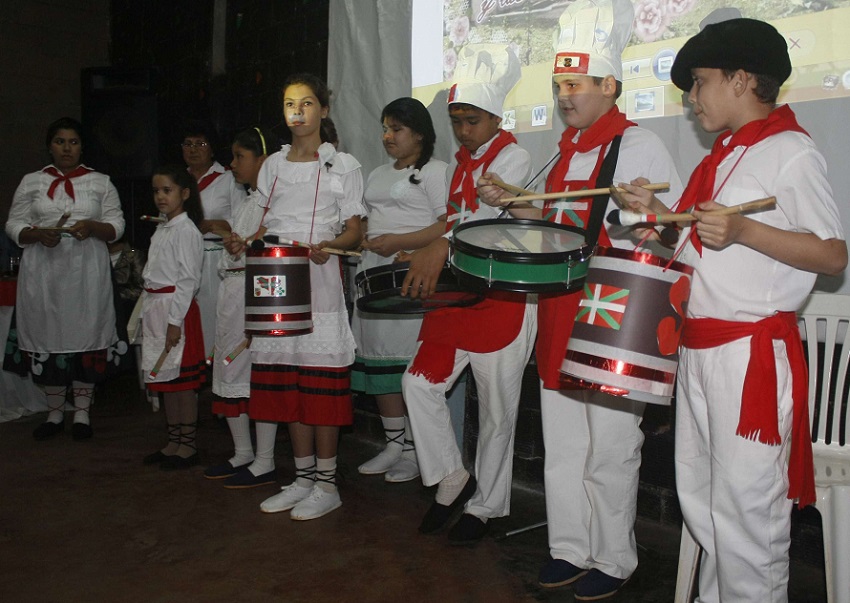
<box><xmin>403</xmin><ymin>302</ymin><xmax>536</xmax><ymax>518</ymax></box>
<box><xmin>541</xmin><ymin>386</ymin><xmax>645</xmax><ymax>579</ymax></box>
<box><xmin>676</xmin><ymin>339</ymin><xmax>793</xmax><ymax>603</ymax></box>
<box><xmin>197</xmin><ymin>243</ymin><xmax>223</xmax><ymax>358</ymax></box>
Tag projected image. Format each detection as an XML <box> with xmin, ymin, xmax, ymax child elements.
<box><xmin>412</xmin><ymin>0</ymin><xmax>850</xmax><ymax>124</ymax></box>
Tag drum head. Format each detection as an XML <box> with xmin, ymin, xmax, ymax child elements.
<box><xmin>356</xmin><ymin>262</ymin><xmax>482</xmax><ymax>314</ymax></box>
<box><xmin>451</xmin><ymin>219</ymin><xmax>590</xmax><ymax>293</ymax></box>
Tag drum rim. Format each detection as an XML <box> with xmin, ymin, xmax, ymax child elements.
<box><xmin>593</xmin><ymin>245</ymin><xmax>694</xmax><ymax>275</ymax></box>
<box><xmin>452</xmin><ymin>268</ymin><xmax>586</xmax><ymax>294</ymax></box>
<box><xmin>354</xmin><ymin>260</ymin><xmax>412</xmax><ymax>285</ymax></box>
<box><xmin>356</xmin><ymin>287</ymin><xmax>483</xmax><ymax>314</ymax></box>
<box><xmin>451</xmin><ymin>219</ymin><xmax>590</xmax><ymax>264</ymax></box>
<box><xmin>246</xmin><ymin>244</ymin><xmax>310</xmax><ymax>258</ymax></box>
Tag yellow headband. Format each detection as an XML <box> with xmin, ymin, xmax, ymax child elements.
<box><xmin>254</xmin><ymin>127</ymin><xmax>267</xmax><ymax>156</ymax></box>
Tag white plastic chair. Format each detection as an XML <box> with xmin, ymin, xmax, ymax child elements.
<box><xmin>674</xmin><ymin>292</ymin><xmax>850</xmax><ymax>603</ymax></box>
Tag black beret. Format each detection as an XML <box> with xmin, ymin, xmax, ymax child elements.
<box><xmin>671</xmin><ymin>18</ymin><xmax>791</xmax><ymax>92</ymax></box>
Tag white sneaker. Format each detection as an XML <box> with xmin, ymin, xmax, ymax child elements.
<box><xmin>260</xmin><ymin>482</ymin><xmax>313</xmax><ymax>514</ymax></box>
<box><xmin>290</xmin><ymin>485</ymin><xmax>342</xmax><ymax>521</ymax></box>
<box><xmin>384</xmin><ymin>453</ymin><xmax>420</xmax><ymax>483</ymax></box>
<box><xmin>357</xmin><ymin>445</ymin><xmax>403</xmax><ymax>475</ymax></box>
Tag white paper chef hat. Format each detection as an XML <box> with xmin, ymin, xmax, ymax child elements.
<box><xmin>447</xmin><ymin>44</ymin><xmax>522</xmax><ymax>118</ymax></box>
<box><xmin>552</xmin><ymin>0</ymin><xmax>634</xmax><ymax>82</ymax></box>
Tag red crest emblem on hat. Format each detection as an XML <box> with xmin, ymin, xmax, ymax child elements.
<box><xmin>553</xmin><ymin>52</ymin><xmax>589</xmax><ymax>75</ymax></box>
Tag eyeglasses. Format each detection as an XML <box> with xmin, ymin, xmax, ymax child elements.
<box><xmin>181</xmin><ymin>141</ymin><xmax>209</xmax><ymax>148</ymax></box>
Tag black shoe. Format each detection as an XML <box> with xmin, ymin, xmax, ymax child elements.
<box><xmin>447</xmin><ymin>513</ymin><xmax>489</xmax><ymax>546</ymax></box>
<box><xmin>33</xmin><ymin>421</ymin><xmax>63</xmax><ymax>441</ymax></box>
<box><xmin>142</xmin><ymin>450</ymin><xmax>174</xmax><ymax>465</ymax></box>
<box><xmin>538</xmin><ymin>557</ymin><xmax>588</xmax><ymax>588</ymax></box>
<box><xmin>418</xmin><ymin>475</ymin><xmax>477</xmax><ymax>535</ymax></box>
<box><xmin>160</xmin><ymin>453</ymin><xmax>200</xmax><ymax>471</ymax></box>
<box><xmin>71</xmin><ymin>423</ymin><xmax>93</xmax><ymax>441</ymax></box>
<box><xmin>203</xmin><ymin>461</ymin><xmax>248</xmax><ymax>480</ymax></box>
<box><xmin>573</xmin><ymin>569</ymin><xmax>629</xmax><ymax>601</ymax></box>
<box><xmin>222</xmin><ymin>467</ymin><xmax>277</xmax><ymax>489</ymax></box>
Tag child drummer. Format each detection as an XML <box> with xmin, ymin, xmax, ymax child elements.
<box><xmin>400</xmin><ymin>44</ymin><xmax>537</xmax><ymax>545</ymax></box>
<box><xmin>479</xmin><ymin>1</ymin><xmax>683</xmax><ymax>598</ymax></box>
<box><xmin>624</xmin><ymin>18</ymin><xmax>846</xmax><ymax>601</ymax></box>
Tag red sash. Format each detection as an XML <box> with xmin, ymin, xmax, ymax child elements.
<box><xmin>197</xmin><ymin>170</ymin><xmax>224</xmax><ymax>192</ymax></box>
<box><xmin>681</xmin><ymin>313</ymin><xmax>815</xmax><ymax>508</ymax></box>
<box><xmin>408</xmin><ymin>132</ymin><xmax>526</xmax><ymax>384</ymax></box>
<box><xmin>43</xmin><ymin>165</ymin><xmax>94</xmax><ymax>201</ymax></box>
<box><xmin>145</xmin><ymin>286</ymin><xmax>176</xmax><ymax>294</ymax></box>
<box><xmin>678</xmin><ymin>105</ymin><xmax>809</xmax><ymax>255</ymax></box>
<box><xmin>537</xmin><ymin>107</ymin><xmax>634</xmax><ymax>388</ymax></box>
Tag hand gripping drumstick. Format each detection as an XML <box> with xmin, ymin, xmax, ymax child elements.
<box><xmin>500</xmin><ymin>182</ymin><xmax>670</xmax><ymax>204</ymax></box>
<box><xmin>607</xmin><ymin>197</ymin><xmax>776</xmax><ymax>227</ymax></box>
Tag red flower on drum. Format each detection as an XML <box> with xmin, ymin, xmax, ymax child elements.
<box><xmin>656</xmin><ymin>275</ymin><xmax>690</xmax><ymax>355</ymax></box>
<box><xmin>575</xmin><ymin>283</ymin><xmax>630</xmax><ymax>329</ymax></box>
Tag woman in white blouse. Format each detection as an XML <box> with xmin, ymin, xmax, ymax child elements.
<box><xmin>4</xmin><ymin>117</ymin><xmax>125</xmax><ymax>441</ymax></box>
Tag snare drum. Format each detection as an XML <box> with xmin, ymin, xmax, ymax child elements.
<box><xmin>244</xmin><ymin>245</ymin><xmax>312</xmax><ymax>336</ymax></box>
<box><xmin>450</xmin><ymin>219</ymin><xmax>591</xmax><ymax>293</ymax></box>
<box><xmin>355</xmin><ymin>261</ymin><xmax>482</xmax><ymax>314</ymax></box>
<box><xmin>559</xmin><ymin>246</ymin><xmax>693</xmax><ymax>405</ymax></box>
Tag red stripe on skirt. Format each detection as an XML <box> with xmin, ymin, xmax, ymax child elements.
<box><xmin>249</xmin><ymin>364</ymin><xmax>352</xmax><ymax>425</ymax></box>
<box><xmin>211</xmin><ymin>397</ymin><xmax>249</xmax><ymax>417</ymax></box>
<box><xmin>148</xmin><ymin>300</ymin><xmax>207</xmax><ymax>392</ymax></box>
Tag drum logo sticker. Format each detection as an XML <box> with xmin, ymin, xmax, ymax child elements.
<box><xmin>576</xmin><ymin>283</ymin><xmax>629</xmax><ymax>329</ymax></box>
<box><xmin>254</xmin><ymin>275</ymin><xmax>286</xmax><ymax>298</ymax></box>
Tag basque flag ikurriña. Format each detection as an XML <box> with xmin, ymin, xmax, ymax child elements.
<box><xmin>576</xmin><ymin>283</ymin><xmax>630</xmax><ymax>329</ymax></box>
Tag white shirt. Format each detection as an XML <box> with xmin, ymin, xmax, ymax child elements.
<box><xmin>143</xmin><ymin>212</ymin><xmax>204</xmax><ymax>327</ymax></box>
<box><xmin>364</xmin><ymin>158</ymin><xmax>448</xmax><ymax>238</ymax></box>
<box><xmin>196</xmin><ymin>161</ymin><xmax>246</xmax><ymax>239</ymax></box>
<box><xmin>680</xmin><ymin>130</ymin><xmax>844</xmax><ymax>321</ymax></box>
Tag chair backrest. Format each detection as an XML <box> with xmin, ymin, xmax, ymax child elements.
<box><xmin>798</xmin><ymin>293</ymin><xmax>850</xmax><ymax>448</ymax></box>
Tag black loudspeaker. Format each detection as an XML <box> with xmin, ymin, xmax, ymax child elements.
<box><xmin>81</xmin><ymin>67</ymin><xmax>159</xmax><ymax>180</ymax></box>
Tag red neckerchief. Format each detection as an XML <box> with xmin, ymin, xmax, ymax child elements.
<box><xmin>681</xmin><ymin>312</ymin><xmax>815</xmax><ymax>508</ymax></box>
<box><xmin>445</xmin><ymin>129</ymin><xmax>517</xmax><ymax>232</ymax></box>
<box><xmin>544</xmin><ymin>106</ymin><xmax>634</xmax><ymax>247</ymax></box>
<box><xmin>679</xmin><ymin>105</ymin><xmax>809</xmax><ymax>255</ymax></box>
<box><xmin>197</xmin><ymin>169</ymin><xmax>225</xmax><ymax>192</ymax></box>
<box><xmin>43</xmin><ymin>165</ymin><xmax>94</xmax><ymax>200</ymax></box>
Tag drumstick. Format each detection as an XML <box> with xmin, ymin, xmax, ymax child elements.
<box><xmin>609</xmin><ymin>186</ymin><xmax>680</xmax><ymax>246</ymax></box>
<box><xmin>500</xmin><ymin>182</ymin><xmax>670</xmax><ymax>204</ymax></box>
<box><xmin>488</xmin><ymin>177</ymin><xmax>536</xmax><ymax>197</ymax></box>
<box><xmin>149</xmin><ymin>348</ymin><xmax>170</xmax><ymax>379</ymax></box>
<box><xmin>608</xmin><ymin>197</ymin><xmax>776</xmax><ymax>226</ymax></box>
<box><xmin>34</xmin><ymin>226</ymin><xmax>72</xmax><ymax>233</ymax></box>
<box><xmin>205</xmin><ymin>347</ymin><xmax>215</xmax><ymax>366</ymax></box>
<box><xmin>223</xmin><ymin>339</ymin><xmax>250</xmax><ymax>366</ymax></box>
<box><xmin>277</xmin><ymin>237</ymin><xmax>362</xmax><ymax>257</ymax></box>
<box><xmin>55</xmin><ymin>211</ymin><xmax>71</xmax><ymax>228</ymax></box>
<box><xmin>140</xmin><ymin>215</ymin><xmax>167</xmax><ymax>224</ymax></box>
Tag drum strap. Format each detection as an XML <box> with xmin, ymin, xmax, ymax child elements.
<box><xmin>584</xmin><ymin>134</ymin><xmax>622</xmax><ymax>250</ymax></box>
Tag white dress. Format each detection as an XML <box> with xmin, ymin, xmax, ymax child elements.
<box><xmin>196</xmin><ymin>162</ymin><xmax>247</xmax><ymax>357</ymax></box>
<box><xmin>251</xmin><ymin>143</ymin><xmax>366</xmax><ymax>368</ymax></box>
<box><xmin>350</xmin><ymin>159</ymin><xmax>447</xmax><ymax>394</ymax></box>
<box><xmin>5</xmin><ymin>165</ymin><xmax>125</xmax><ymax>354</ymax></box>
<box><xmin>211</xmin><ymin>188</ymin><xmax>266</xmax><ymax>398</ymax></box>
<box><xmin>141</xmin><ymin>213</ymin><xmax>204</xmax><ymax>383</ymax></box>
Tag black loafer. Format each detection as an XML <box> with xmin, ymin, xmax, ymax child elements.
<box><xmin>418</xmin><ymin>474</ymin><xmax>477</xmax><ymax>535</ymax></box>
<box><xmin>222</xmin><ymin>467</ymin><xmax>277</xmax><ymax>489</ymax></box>
<box><xmin>574</xmin><ymin>569</ymin><xmax>629</xmax><ymax>601</ymax></box>
<box><xmin>142</xmin><ymin>450</ymin><xmax>174</xmax><ymax>465</ymax></box>
<box><xmin>71</xmin><ymin>423</ymin><xmax>93</xmax><ymax>441</ymax></box>
<box><xmin>33</xmin><ymin>421</ymin><xmax>64</xmax><ymax>441</ymax></box>
<box><xmin>203</xmin><ymin>461</ymin><xmax>248</xmax><ymax>480</ymax></box>
<box><xmin>160</xmin><ymin>453</ymin><xmax>200</xmax><ymax>471</ymax></box>
<box><xmin>538</xmin><ymin>557</ymin><xmax>588</xmax><ymax>588</ymax></box>
<box><xmin>448</xmin><ymin>513</ymin><xmax>489</xmax><ymax>546</ymax></box>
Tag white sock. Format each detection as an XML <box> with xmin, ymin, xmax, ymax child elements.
<box><xmin>381</xmin><ymin>415</ymin><xmax>406</xmax><ymax>447</ymax></box>
<box><xmin>44</xmin><ymin>386</ymin><xmax>66</xmax><ymax>424</ymax></box>
<box><xmin>316</xmin><ymin>456</ymin><xmax>337</xmax><ymax>493</ymax></box>
<box><xmin>71</xmin><ymin>381</ymin><xmax>93</xmax><ymax>425</ymax></box>
<box><xmin>435</xmin><ymin>468</ymin><xmax>470</xmax><ymax>506</ymax></box>
<box><xmin>248</xmin><ymin>420</ymin><xmax>277</xmax><ymax>476</ymax></box>
<box><xmin>227</xmin><ymin>414</ymin><xmax>254</xmax><ymax>466</ymax></box>
<box><xmin>294</xmin><ymin>455</ymin><xmax>317</xmax><ymax>489</ymax></box>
